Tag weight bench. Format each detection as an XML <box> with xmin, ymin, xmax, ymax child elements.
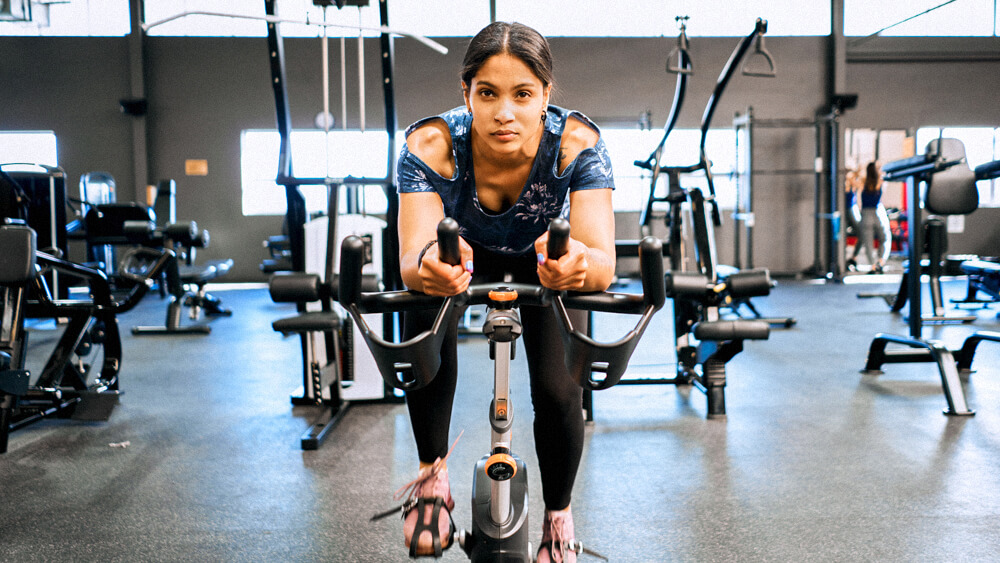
<box><xmin>2</xmin><ymin>220</ymin><xmax>175</xmax><ymax>453</ymax></box>
<box><xmin>129</xmin><ymin>221</ymin><xmax>233</xmax><ymax>335</ymax></box>
<box><xmin>955</xmin><ymin>259</ymin><xmax>1000</xmax><ymax>314</ymax></box>
<box><xmin>269</xmin><ymin>272</ymin><xmax>353</xmax><ymax>450</ymax></box>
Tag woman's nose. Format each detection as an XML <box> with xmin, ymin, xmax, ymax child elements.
<box><xmin>494</xmin><ymin>101</ymin><xmax>514</xmax><ymax>123</ymax></box>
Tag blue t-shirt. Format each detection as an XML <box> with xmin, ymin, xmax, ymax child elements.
<box><xmin>396</xmin><ymin>105</ymin><xmax>614</xmax><ymax>257</ymax></box>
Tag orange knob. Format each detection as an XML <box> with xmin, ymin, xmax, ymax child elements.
<box><xmin>485</xmin><ymin>452</ymin><xmax>517</xmax><ymax>481</ymax></box>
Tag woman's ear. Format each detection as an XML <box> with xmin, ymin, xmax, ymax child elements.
<box><xmin>462</xmin><ymin>81</ymin><xmax>471</xmax><ymax>112</ymax></box>
<box><xmin>543</xmin><ymin>84</ymin><xmax>552</xmax><ymax>108</ymax></box>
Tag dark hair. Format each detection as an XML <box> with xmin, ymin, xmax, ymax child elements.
<box><xmin>461</xmin><ymin>22</ymin><xmax>554</xmax><ymax>89</ymax></box>
<box><xmin>863</xmin><ymin>161</ymin><xmax>881</xmax><ymax>192</ymax></box>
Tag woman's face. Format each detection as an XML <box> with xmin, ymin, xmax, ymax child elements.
<box><xmin>463</xmin><ymin>53</ymin><xmax>551</xmax><ymax>158</ymax></box>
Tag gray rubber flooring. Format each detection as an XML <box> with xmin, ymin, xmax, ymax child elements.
<box><xmin>3</xmin><ymin>275</ymin><xmax>1000</xmax><ymax>562</ymax></box>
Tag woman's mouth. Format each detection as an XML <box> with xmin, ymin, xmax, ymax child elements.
<box><xmin>493</xmin><ymin>130</ymin><xmax>517</xmax><ymax>141</ymax></box>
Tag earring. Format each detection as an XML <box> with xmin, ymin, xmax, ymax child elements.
<box><xmin>541</xmin><ymin>110</ymin><xmax>547</xmax><ymax>123</ymax></box>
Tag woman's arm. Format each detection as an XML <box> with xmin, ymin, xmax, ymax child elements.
<box><xmin>536</xmin><ymin>115</ymin><xmax>616</xmax><ymax>292</ymax></box>
<box><xmin>534</xmin><ymin>188</ymin><xmax>616</xmax><ymax>292</ymax></box>
<box><xmin>398</xmin><ymin>123</ymin><xmax>472</xmax><ymax>296</ymax></box>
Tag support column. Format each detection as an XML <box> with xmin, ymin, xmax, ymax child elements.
<box><xmin>126</xmin><ymin>0</ymin><xmax>149</xmax><ymax>203</ymax></box>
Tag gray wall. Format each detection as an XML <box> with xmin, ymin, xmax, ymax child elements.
<box><xmin>2</xmin><ymin>33</ymin><xmax>999</xmax><ymax>280</ymax></box>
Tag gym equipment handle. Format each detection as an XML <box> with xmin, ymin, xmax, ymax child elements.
<box><xmin>547</xmin><ymin>217</ymin><xmax>570</xmax><ymax>259</ymax></box>
<box><xmin>437</xmin><ymin>217</ymin><xmax>461</xmax><ymax>266</ymax></box>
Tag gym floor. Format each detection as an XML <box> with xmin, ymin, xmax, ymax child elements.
<box><xmin>3</xmin><ymin>275</ymin><xmax>1000</xmax><ymax>562</ymax></box>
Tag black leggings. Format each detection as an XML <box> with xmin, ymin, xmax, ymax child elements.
<box><xmin>403</xmin><ymin>247</ymin><xmax>587</xmax><ymax>511</ymax></box>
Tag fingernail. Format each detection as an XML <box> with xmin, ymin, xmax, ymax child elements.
<box><xmin>465</xmin><ymin>260</ymin><xmax>474</xmax><ymax>273</ymax></box>
<box><xmin>537</xmin><ymin>253</ymin><xmax>545</xmax><ymax>265</ymax></box>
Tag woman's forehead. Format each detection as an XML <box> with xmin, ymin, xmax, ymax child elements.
<box><xmin>470</xmin><ymin>53</ymin><xmax>543</xmax><ymax>88</ymax></box>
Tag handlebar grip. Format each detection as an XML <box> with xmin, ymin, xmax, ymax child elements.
<box><xmin>437</xmin><ymin>218</ymin><xmax>461</xmax><ymax>266</ymax></box>
<box><xmin>547</xmin><ymin>218</ymin><xmax>570</xmax><ymax>259</ymax></box>
<box><xmin>339</xmin><ymin>236</ymin><xmax>366</xmax><ymax>308</ymax></box>
<box><xmin>638</xmin><ymin>236</ymin><xmax>665</xmax><ymax>310</ymax></box>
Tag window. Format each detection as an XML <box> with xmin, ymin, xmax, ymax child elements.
<box><xmin>915</xmin><ymin>126</ymin><xmax>1000</xmax><ymax>207</ymax></box>
<box><xmin>0</xmin><ymin>131</ymin><xmax>58</xmax><ymax>169</ymax></box>
<box><xmin>241</xmin><ymin>126</ymin><xmax>737</xmax><ymax>217</ymax></box>
<box><xmin>601</xmin><ymin>128</ymin><xmax>738</xmax><ymax>212</ymax></box>
<box><xmin>144</xmin><ymin>0</ymin><xmax>831</xmax><ymax>38</ymax></box>
<box><xmin>497</xmin><ymin>0</ymin><xmax>831</xmax><ymax>37</ymax></box>
<box><xmin>845</xmin><ymin>0</ymin><xmax>997</xmax><ymax>37</ymax></box>
<box><xmin>0</xmin><ymin>0</ymin><xmax>130</xmax><ymax>36</ymax></box>
<box><xmin>240</xmin><ymin>129</ymin><xmax>395</xmax><ymax>216</ymax></box>
<box><xmin>144</xmin><ymin>0</ymin><xmax>489</xmax><ymax>38</ymax></box>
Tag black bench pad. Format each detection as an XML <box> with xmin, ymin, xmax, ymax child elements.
<box><xmin>272</xmin><ymin>311</ymin><xmax>343</xmax><ymax>335</ymax></box>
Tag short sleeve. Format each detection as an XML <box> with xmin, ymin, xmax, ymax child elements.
<box><xmin>568</xmin><ymin>137</ymin><xmax>615</xmax><ymax>192</ymax></box>
<box><xmin>397</xmin><ymin>147</ymin><xmax>438</xmax><ymax>194</ymax></box>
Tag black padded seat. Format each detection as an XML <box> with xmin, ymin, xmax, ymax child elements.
<box><xmin>178</xmin><ymin>259</ymin><xmax>233</xmax><ymax>285</ymax></box>
<box><xmin>272</xmin><ymin>311</ymin><xmax>342</xmax><ymax>335</ymax></box>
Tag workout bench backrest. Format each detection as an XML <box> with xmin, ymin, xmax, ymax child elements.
<box><xmin>0</xmin><ymin>224</ymin><xmax>37</xmax><ymax>285</ymax></box>
<box><xmin>925</xmin><ymin>138</ymin><xmax>978</xmax><ymax>216</ymax></box>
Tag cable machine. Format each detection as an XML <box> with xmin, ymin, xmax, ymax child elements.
<box><xmin>732</xmin><ymin>108</ymin><xmax>821</xmax><ymax>273</ymax></box>
<box><xmin>732</xmin><ymin>94</ymin><xmax>855</xmax><ymax>279</ymax></box>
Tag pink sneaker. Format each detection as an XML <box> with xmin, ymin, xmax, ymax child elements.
<box><xmin>537</xmin><ymin>508</ymin><xmax>607</xmax><ymax>563</ymax></box>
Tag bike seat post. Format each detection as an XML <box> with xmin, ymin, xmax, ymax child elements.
<box><xmin>482</xmin><ymin>287</ymin><xmax>522</xmax><ymax>525</ymax></box>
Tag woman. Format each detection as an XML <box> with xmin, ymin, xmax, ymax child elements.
<box><xmin>858</xmin><ymin>161</ymin><xmax>886</xmax><ymax>273</ymax></box>
<box><xmin>391</xmin><ymin>21</ymin><xmax>616</xmax><ymax>562</ymax></box>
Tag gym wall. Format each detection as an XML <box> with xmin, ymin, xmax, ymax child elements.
<box><xmin>1</xmin><ymin>34</ymin><xmax>999</xmax><ymax>280</ymax></box>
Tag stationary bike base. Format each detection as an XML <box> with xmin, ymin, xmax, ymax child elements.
<box><xmin>461</xmin><ymin>454</ymin><xmax>531</xmax><ymax>562</ymax></box>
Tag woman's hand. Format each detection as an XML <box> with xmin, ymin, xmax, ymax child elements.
<box><xmin>534</xmin><ymin>230</ymin><xmax>590</xmax><ymax>291</ymax></box>
<box><xmin>417</xmin><ymin>237</ymin><xmax>475</xmax><ymax>297</ymax></box>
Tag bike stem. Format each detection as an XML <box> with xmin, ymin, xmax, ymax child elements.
<box><xmin>482</xmin><ymin>289</ymin><xmax>522</xmax><ymax>526</ymax></box>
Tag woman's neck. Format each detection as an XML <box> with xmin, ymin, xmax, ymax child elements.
<box><xmin>470</xmin><ymin>123</ymin><xmax>545</xmax><ymax>171</ymax></box>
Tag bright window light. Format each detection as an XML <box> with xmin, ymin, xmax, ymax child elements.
<box><xmin>0</xmin><ymin>0</ymin><xmax>130</xmax><ymax>36</ymax></box>
<box><xmin>145</xmin><ymin>0</ymin><xmax>489</xmax><ymax>38</ymax></box>
<box><xmin>845</xmin><ymin>0</ymin><xmax>996</xmax><ymax>37</ymax></box>
<box><xmin>496</xmin><ymin>0</ymin><xmax>830</xmax><ymax>37</ymax></box>
<box><xmin>243</xmin><ymin>126</ymin><xmax>742</xmax><ymax>217</ymax></box>
<box><xmin>0</xmin><ymin>131</ymin><xmax>58</xmax><ymax>168</ymax></box>
<box><xmin>241</xmin><ymin>129</ymin><xmax>396</xmax><ymax>216</ymax></box>
<box><xmin>599</xmin><ymin>127</ymin><xmax>738</xmax><ymax>212</ymax></box>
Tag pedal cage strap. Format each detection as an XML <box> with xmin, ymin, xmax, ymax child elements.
<box><xmin>408</xmin><ymin>496</ymin><xmax>449</xmax><ymax>558</ymax></box>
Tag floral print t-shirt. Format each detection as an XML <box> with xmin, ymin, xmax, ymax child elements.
<box><xmin>396</xmin><ymin>105</ymin><xmax>614</xmax><ymax>258</ymax></box>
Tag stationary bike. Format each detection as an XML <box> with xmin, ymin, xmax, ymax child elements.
<box><xmin>340</xmin><ymin>218</ymin><xmax>666</xmax><ymax>561</ymax></box>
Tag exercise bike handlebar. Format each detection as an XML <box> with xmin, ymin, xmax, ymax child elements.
<box><xmin>338</xmin><ymin>219</ymin><xmax>666</xmax><ymax>391</ymax></box>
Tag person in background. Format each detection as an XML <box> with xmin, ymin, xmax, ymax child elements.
<box><xmin>857</xmin><ymin>161</ymin><xmax>886</xmax><ymax>274</ymax></box>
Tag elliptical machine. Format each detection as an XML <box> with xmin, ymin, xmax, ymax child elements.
<box><xmin>341</xmin><ymin>218</ymin><xmax>665</xmax><ymax>561</ymax></box>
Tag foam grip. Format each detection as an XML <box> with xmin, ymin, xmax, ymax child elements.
<box><xmin>638</xmin><ymin>236</ymin><xmax>665</xmax><ymax>310</ymax></box>
<box><xmin>268</xmin><ymin>272</ymin><xmax>322</xmax><ymax>303</ymax></box>
<box><xmin>0</xmin><ymin>225</ymin><xmax>36</xmax><ymax>284</ymax></box>
<box><xmin>338</xmin><ymin>235</ymin><xmax>365</xmax><ymax>308</ymax></box>
<box><xmin>436</xmin><ymin>217</ymin><xmax>461</xmax><ymax>266</ymax></box>
<box><xmin>122</xmin><ymin>220</ymin><xmax>155</xmax><ymax>243</ymax></box>
<box><xmin>665</xmin><ymin>272</ymin><xmax>710</xmax><ymax>297</ymax></box>
<box><xmin>165</xmin><ymin>221</ymin><xmax>198</xmax><ymax>245</ymax></box>
<box><xmin>693</xmin><ymin>320</ymin><xmax>770</xmax><ymax>341</ymax></box>
<box><xmin>547</xmin><ymin>217</ymin><xmax>570</xmax><ymax>259</ymax></box>
<box><xmin>725</xmin><ymin>269</ymin><xmax>772</xmax><ymax>298</ymax></box>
